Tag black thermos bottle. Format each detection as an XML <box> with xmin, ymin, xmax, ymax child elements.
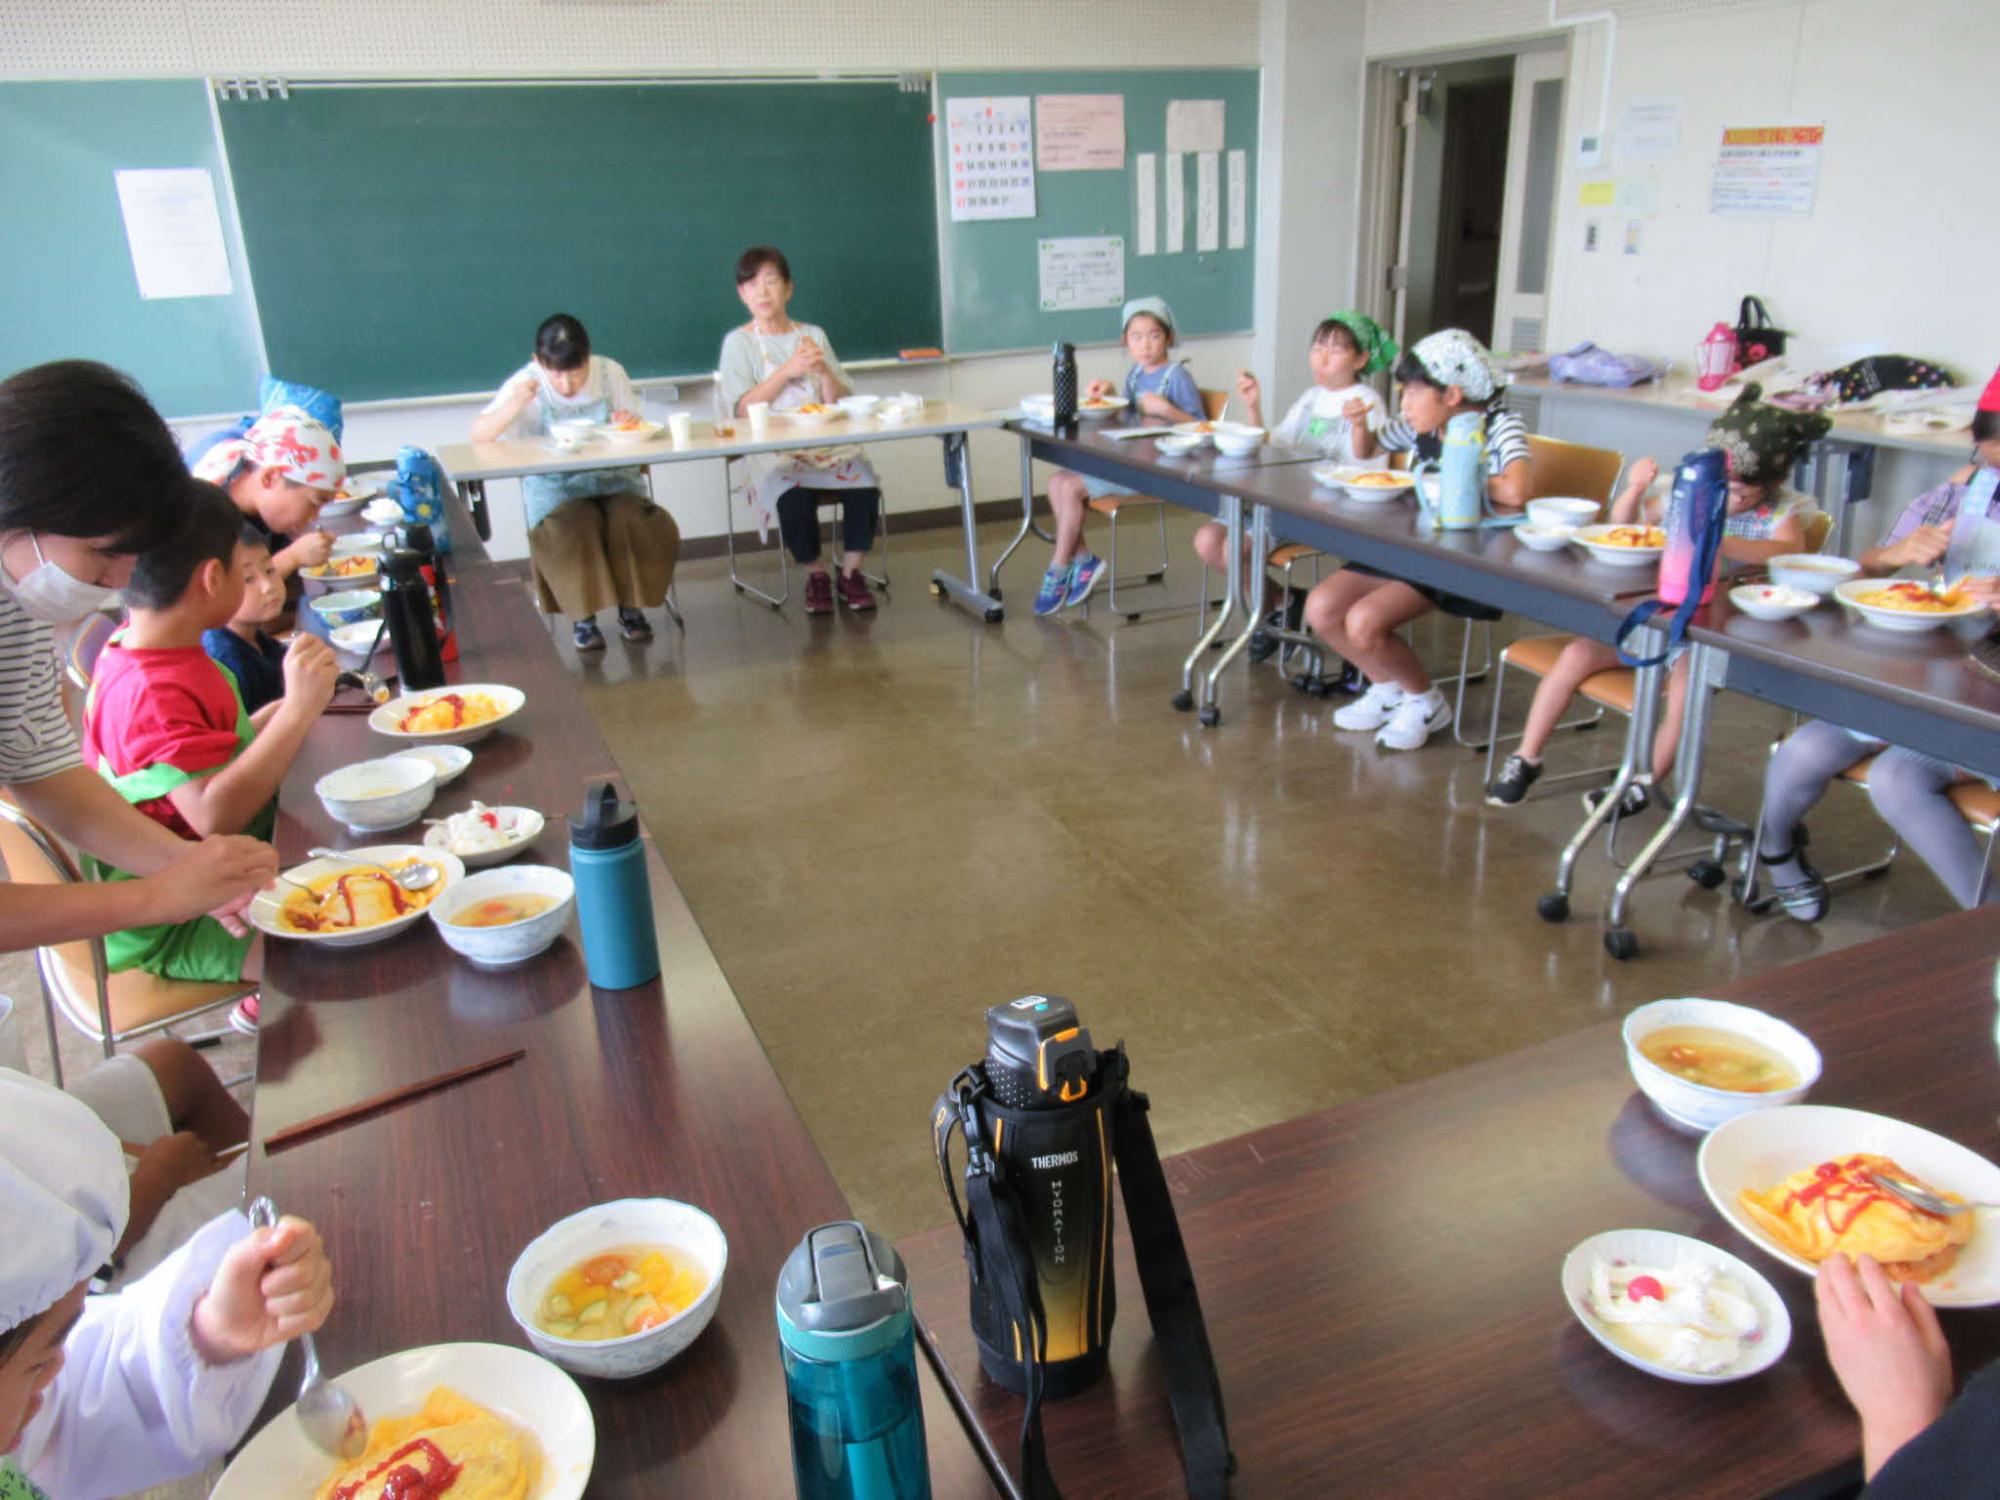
<box><xmin>1052</xmin><ymin>341</ymin><xmax>1079</xmax><ymax>427</ymax></box>
<box><xmin>379</xmin><ymin>548</ymin><xmax>445</xmax><ymax>691</ymax></box>
<box><xmin>389</xmin><ymin>522</ymin><xmax>454</xmax><ymax>643</ymax></box>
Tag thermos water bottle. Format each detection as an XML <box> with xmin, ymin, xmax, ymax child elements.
<box><xmin>388</xmin><ymin>521</ymin><xmax>457</xmax><ymax>663</ymax></box>
<box><xmin>1657</xmin><ymin>447</ymin><xmax>1731</xmax><ymax>606</ymax></box>
<box><xmin>1413</xmin><ymin>410</ymin><xmax>1488</xmax><ymax>530</ymax></box>
<box><xmin>1051</xmin><ymin>342</ymin><xmax>1079</xmax><ymax>427</ymax></box>
<box><xmin>777</xmin><ymin>1221</ymin><xmax>931</xmax><ymax>1500</ymax></box>
<box><xmin>566</xmin><ymin>782</ymin><xmax>660</xmax><ymax>989</ymax></box>
<box><xmin>377</xmin><ymin>549</ymin><xmax>446</xmax><ymax>691</ymax></box>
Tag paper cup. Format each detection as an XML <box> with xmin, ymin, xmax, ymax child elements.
<box><xmin>667</xmin><ymin>412</ymin><xmax>693</xmax><ymax>449</ymax></box>
<box><xmin>747</xmin><ymin>402</ymin><xmax>771</xmax><ymax>440</ymax></box>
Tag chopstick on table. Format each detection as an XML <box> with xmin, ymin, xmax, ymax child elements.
<box><xmin>262</xmin><ymin>1048</ymin><xmax>527</xmax><ymax>1154</ymax></box>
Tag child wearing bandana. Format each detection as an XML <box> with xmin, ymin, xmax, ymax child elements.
<box><xmin>1754</xmin><ymin>364</ymin><xmax>2000</xmax><ymax>918</ymax></box>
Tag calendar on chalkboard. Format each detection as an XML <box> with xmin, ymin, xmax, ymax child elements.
<box><xmin>946</xmin><ymin>96</ymin><xmax>1036</xmax><ymax>222</ymax></box>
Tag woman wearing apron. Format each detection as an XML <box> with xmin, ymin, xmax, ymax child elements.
<box><xmin>717</xmin><ymin>246</ymin><xmax>884</xmax><ymax>615</ymax></box>
<box><xmin>472</xmin><ymin>314</ymin><xmax>682</xmax><ymax>651</ymax></box>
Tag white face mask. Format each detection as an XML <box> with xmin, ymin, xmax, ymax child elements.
<box><xmin>3</xmin><ymin>532</ymin><xmax>122</xmax><ymax>624</ymax></box>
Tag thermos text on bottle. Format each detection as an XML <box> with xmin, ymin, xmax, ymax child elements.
<box><xmin>566</xmin><ymin>782</ymin><xmax>661</xmax><ymax>990</ymax></box>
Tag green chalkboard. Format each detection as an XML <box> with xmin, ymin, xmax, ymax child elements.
<box><xmin>0</xmin><ymin>81</ymin><xmax>265</xmax><ymax>418</ymax></box>
<box><xmin>218</xmin><ymin>81</ymin><xmax>941</xmax><ymax>401</ymax></box>
<box><xmin>936</xmin><ymin>69</ymin><xmax>1260</xmax><ymax>355</ymax></box>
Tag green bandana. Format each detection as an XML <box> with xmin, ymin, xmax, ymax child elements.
<box><xmin>0</xmin><ymin>1459</ymin><xmax>51</xmax><ymax>1500</ymax></box>
<box><xmin>1703</xmin><ymin>383</ymin><xmax>1833</xmax><ymax>484</ymax></box>
<box><xmin>1323</xmin><ymin>310</ymin><xmax>1399</xmax><ymax>375</ymax></box>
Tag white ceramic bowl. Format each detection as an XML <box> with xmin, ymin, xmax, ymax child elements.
<box><xmin>1527</xmin><ymin>496</ymin><xmax>1602</xmax><ymax>530</ymax></box>
<box><xmin>1835</xmin><ymin>577</ymin><xmax>1989</xmax><ymax>634</ymax></box>
<box><xmin>388</xmin><ymin>742</ymin><xmax>473</xmax><ymax>788</ymax></box>
<box><xmin>424</xmin><ymin>805</ymin><xmax>546</xmax><ymax>867</ymax></box>
<box><xmin>1731</xmin><ymin>583</ymin><xmax>1819</xmax><ymax>622</ymax></box>
<box><xmin>212</xmin><ymin>1342</ymin><xmax>593</xmax><ymax>1500</ymax></box>
<box><xmin>1313</xmin><ymin>464</ymin><xmax>1415</xmax><ymax>502</ymax></box>
<box><xmin>507</xmin><ymin>1198</ymin><xmax>729</xmax><ymax>1379</ymax></box>
<box><xmin>1560</xmin><ymin>1227</ymin><xmax>1791</xmax><ymax>1385</ymax></box>
<box><xmin>1572</xmin><ymin>523</ymin><xmax>1665</xmax><ymax>568</ymax></box>
<box><xmin>329</xmin><ymin>619</ymin><xmax>392</xmax><ymax>661</ymax></box>
<box><xmin>332</xmin><ymin>531</ymin><xmax>384</xmax><ymax>556</ymax></box>
<box><xmin>429</xmin><ymin>863</ymin><xmax>574</xmax><ymax>966</ymax></box>
<box><xmin>369</xmin><ymin>683</ymin><xmax>526</xmax><ymax>746</ymax></box>
<box><xmin>362</xmin><ymin>497</ymin><xmax>406</xmax><ymax>527</ymax></box>
<box><xmin>1622</xmin><ymin>997</ymin><xmax>1821</xmax><ymax>1134</ymax></box>
<box><xmin>1767</xmin><ymin>553</ymin><xmax>1861</xmax><ymax>596</ymax></box>
<box><xmin>837</xmin><ymin>395</ymin><xmax>881</xmax><ymax>422</ymax></box>
<box><xmin>247</xmin><ymin>844</ymin><xmax>463</xmax><ymax>948</ymax></box>
<box><xmin>1700</xmin><ymin>1104</ymin><xmax>2000</xmax><ymax>1305</ymax></box>
<box><xmin>299</xmin><ymin>558</ymin><xmax>380</xmax><ymax>596</ymax></box>
<box><xmin>309</xmin><ymin>588</ymin><xmax>379</xmax><ymax>626</ymax></box>
<box><xmin>318</xmin><ymin>494</ymin><xmax>367</xmax><ymax>520</ymax></box>
<box><xmin>1077</xmin><ymin>396</ymin><xmax>1129</xmax><ymax>420</ymax></box>
<box><xmin>549</xmin><ymin>418</ymin><xmax>597</xmax><ymax>449</ymax></box>
<box><xmin>599</xmin><ymin>419</ymin><xmax>660</xmax><ymax>445</ymax></box>
<box><xmin>1212</xmin><ymin>424</ymin><xmax>1265</xmax><ymax>457</ymax></box>
<box><xmin>1156</xmin><ymin>434</ymin><xmax>1204</xmax><ymax>456</ymax></box>
<box><xmin>314</xmin><ymin>755</ymin><xmax>438</xmax><ymax>834</ymax></box>
<box><xmin>1018</xmin><ymin>394</ymin><xmax>1056</xmax><ymax>421</ymax></box>
<box><xmin>787</xmin><ymin>406</ymin><xmax>835</xmax><ymax>428</ymax></box>
<box><xmin>877</xmin><ymin>398</ymin><xmax>922</xmax><ymax>425</ymax></box>
<box><xmin>1515</xmin><ymin>523</ymin><xmax>1575</xmax><ymax>552</ymax></box>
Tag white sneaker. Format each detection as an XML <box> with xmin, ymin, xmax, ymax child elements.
<box><xmin>1375</xmin><ymin>690</ymin><xmax>1451</xmax><ymax>751</ymax></box>
<box><xmin>1332</xmin><ymin>681</ymin><xmax>1405</xmax><ymax>731</ymax></box>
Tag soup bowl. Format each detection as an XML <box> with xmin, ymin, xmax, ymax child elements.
<box><xmin>314</xmin><ymin>755</ymin><xmax>437</xmax><ymax>834</ymax></box>
<box><xmin>1526</xmin><ymin>496</ymin><xmax>1602</xmax><ymax>530</ymax></box>
<box><xmin>309</xmin><ymin>589</ymin><xmax>380</xmax><ymax>627</ymax></box>
<box><xmin>1623</xmin><ymin>998</ymin><xmax>1821</xmax><ymax>1133</ymax></box>
<box><xmin>507</xmin><ymin>1197</ymin><xmax>728</xmax><ymax>1379</ymax></box>
<box><xmin>1766</xmin><ymin>554</ymin><xmax>1861</xmax><ymax>597</ymax></box>
<box><xmin>428</xmin><ymin>864</ymin><xmax>575</xmax><ymax>967</ymax></box>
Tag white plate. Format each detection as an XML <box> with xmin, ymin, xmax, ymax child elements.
<box><xmin>786</xmin><ymin>407</ymin><xmax>836</xmax><ymax>428</ymax></box>
<box><xmin>319</xmin><ymin>495</ymin><xmax>368</xmax><ymax>519</ymax></box>
<box><xmin>1515</xmin><ymin>524</ymin><xmax>1575</xmax><ymax>552</ymax></box>
<box><xmin>1572</xmin><ymin>523</ymin><xmax>1665</xmax><ymax>568</ymax></box>
<box><xmin>1699</xmin><ymin>1104</ymin><xmax>2000</xmax><ymax>1305</ymax></box>
<box><xmin>1833</xmin><ymin>578</ymin><xmax>1989</xmax><ymax>634</ymax></box>
<box><xmin>1561</xmin><ymin>1228</ymin><xmax>1791</xmax><ymax>1384</ymax></box>
<box><xmin>424</xmin><ymin>805</ymin><xmax>546</xmax><ymax>867</ymax></box>
<box><xmin>599</xmin><ymin>419</ymin><xmax>661</xmax><ymax>445</ymax></box>
<box><xmin>1730</xmin><ymin>584</ymin><xmax>1818</xmax><ymax>622</ymax></box>
<box><xmin>369</xmin><ymin>683</ymin><xmax>526</xmax><ymax>746</ymax></box>
<box><xmin>247</xmin><ymin>844</ymin><xmax>464</xmax><ymax>948</ymax></box>
<box><xmin>1077</xmin><ymin>396</ymin><xmax>1129</xmax><ymax>420</ymax></box>
<box><xmin>1155</xmin><ymin>434</ymin><xmax>1205</xmax><ymax>456</ymax></box>
<box><xmin>388</xmin><ymin>742</ymin><xmax>473</xmax><ymax>787</ymax></box>
<box><xmin>1313</xmin><ymin>463</ymin><xmax>1415</xmax><ymax>501</ymax></box>
<box><xmin>211</xmin><ymin>1342</ymin><xmax>594</xmax><ymax>1500</ymax></box>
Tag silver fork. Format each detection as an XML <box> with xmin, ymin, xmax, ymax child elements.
<box><xmin>248</xmin><ymin>1197</ymin><xmax>367</xmax><ymax>1459</ymax></box>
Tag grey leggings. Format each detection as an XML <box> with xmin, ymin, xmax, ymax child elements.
<box><xmin>1759</xmin><ymin>719</ymin><xmax>1995</xmax><ymax>909</ymax></box>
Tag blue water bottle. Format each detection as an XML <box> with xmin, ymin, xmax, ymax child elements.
<box><xmin>393</xmin><ymin>445</ymin><xmax>451</xmax><ymax>553</ymax></box>
<box><xmin>777</xmin><ymin>1221</ymin><xmax>931</xmax><ymax>1500</ymax></box>
<box><xmin>565</xmin><ymin>782</ymin><xmax>660</xmax><ymax>990</ymax></box>
<box><xmin>1412</xmin><ymin>410</ymin><xmax>1488</xmax><ymax>530</ymax></box>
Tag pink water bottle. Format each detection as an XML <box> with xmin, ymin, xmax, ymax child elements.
<box><xmin>1657</xmin><ymin>449</ymin><xmax>1730</xmax><ymax>606</ymax></box>
<box><xmin>1694</xmin><ymin>323</ymin><xmax>1737</xmax><ymax>392</ymax></box>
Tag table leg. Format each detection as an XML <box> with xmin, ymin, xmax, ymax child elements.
<box><xmin>1175</xmin><ymin>493</ymin><xmax>1243</xmax><ymax>719</ymax></box>
<box><xmin>464</xmin><ymin>479</ymin><xmax>492</xmax><ymax>544</ymax></box>
<box><xmin>1197</xmin><ymin>502</ymin><xmax>1270</xmax><ymax>725</ymax></box>
<box><xmin>929</xmin><ymin>431</ymin><xmax>1005</xmax><ymax>623</ymax></box>
<box><xmin>984</xmin><ymin>438</ymin><xmax>1042</xmax><ymax>599</ymax></box>
<box><xmin>1541</xmin><ymin>630</ymin><xmax>1663</xmax><ymax>924</ymax></box>
<box><xmin>1604</xmin><ymin>642</ymin><xmax>1723</xmax><ymax>958</ymax></box>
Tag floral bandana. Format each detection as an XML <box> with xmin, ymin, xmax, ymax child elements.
<box><xmin>190</xmin><ymin>406</ymin><xmax>344</xmax><ymax>491</ymax></box>
<box><xmin>1703</xmin><ymin>383</ymin><xmax>1832</xmax><ymax>484</ymax></box>
<box><xmin>1121</xmin><ymin>296</ymin><xmax>1177</xmax><ymax>340</ymax></box>
<box><xmin>1322</xmin><ymin>311</ymin><xmax>1399</xmax><ymax>375</ymax></box>
<box><xmin>1409</xmin><ymin>328</ymin><xmax>1507</xmax><ymax>403</ymax></box>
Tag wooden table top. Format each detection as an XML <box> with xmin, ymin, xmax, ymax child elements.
<box><xmin>438</xmin><ymin>400</ymin><xmax>1005</xmax><ymax>483</ymax></box>
<box><xmin>904</xmin><ymin>905</ymin><xmax>2000</xmax><ymax>1500</ymax></box>
<box><xmin>247</xmin><ymin>523</ymin><xmax>997</xmax><ymax>1496</ymax></box>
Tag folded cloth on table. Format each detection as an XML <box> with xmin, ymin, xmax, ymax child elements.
<box><xmin>1547</xmin><ymin>342</ymin><xmax>1663</xmax><ymax>388</ymax></box>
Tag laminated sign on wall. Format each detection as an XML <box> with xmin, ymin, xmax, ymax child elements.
<box><xmin>1038</xmin><ymin>236</ymin><xmax>1124</xmax><ymax>312</ymax></box>
<box><xmin>1711</xmin><ymin>125</ymin><xmax>1824</xmax><ymax>217</ymax></box>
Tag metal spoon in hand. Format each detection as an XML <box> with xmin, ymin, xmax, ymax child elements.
<box><xmin>1868</xmin><ymin>1170</ymin><xmax>1997</xmax><ymax>1215</ymax></box>
<box><xmin>247</xmin><ymin>1196</ymin><xmax>367</xmax><ymax>1460</ymax></box>
<box><xmin>305</xmin><ymin>847</ymin><xmax>440</xmax><ymax>891</ymax></box>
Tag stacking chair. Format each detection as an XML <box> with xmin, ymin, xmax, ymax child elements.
<box><xmin>1085</xmin><ymin>388</ymin><xmax>1230</xmax><ymax>620</ymax></box>
<box><xmin>62</xmin><ymin>608</ymin><xmax>120</xmax><ymax>692</ymax></box>
<box><xmin>0</xmin><ymin>797</ymin><xmax>253</xmax><ymax>1089</ymax></box>
<box><xmin>724</xmin><ymin>467</ymin><xmax>888</xmax><ymax>611</ymax></box>
<box><xmin>527</xmin><ymin>462</ymin><xmax>687</xmax><ymax>629</ymax></box>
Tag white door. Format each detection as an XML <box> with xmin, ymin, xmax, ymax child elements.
<box><xmin>1491</xmin><ymin>48</ymin><xmax>1568</xmax><ymax>355</ymax></box>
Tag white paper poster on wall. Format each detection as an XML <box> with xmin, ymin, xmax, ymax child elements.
<box><xmin>1710</xmin><ymin>125</ymin><xmax>1824</xmax><ymax>217</ymax></box>
<box><xmin>1036</xmin><ymin>94</ymin><xmax>1124</xmax><ymax>171</ymax></box>
<box><xmin>946</xmin><ymin>96</ymin><xmax>1036</xmax><ymax>221</ymax></box>
<box><xmin>1135</xmin><ymin>152</ymin><xmax>1158</xmax><ymax>256</ymax></box>
<box><xmin>114</xmin><ymin>169</ymin><xmax>233</xmax><ymax>299</ymax></box>
<box><xmin>1165</xmin><ymin>99</ymin><xmax>1225</xmax><ymax>156</ymax></box>
<box><xmin>1038</xmin><ymin>236</ymin><xmax>1125</xmax><ymax>312</ymax></box>
<box><xmin>1164</xmin><ymin>151</ymin><xmax>1186</xmax><ymax>254</ymax></box>
<box><xmin>1194</xmin><ymin>152</ymin><xmax>1220</xmax><ymax>253</ymax></box>
<box><xmin>1618</xmin><ymin>96</ymin><xmax>1682</xmax><ymax>161</ymax></box>
<box><xmin>1226</xmin><ymin>149</ymin><xmax>1247</xmax><ymax>250</ymax></box>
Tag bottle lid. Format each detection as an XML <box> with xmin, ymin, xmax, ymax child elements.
<box><xmin>775</xmin><ymin>1221</ymin><xmax>909</xmax><ymax>1361</ymax></box>
<box><xmin>568</xmin><ymin>780</ymin><xmax>641</xmax><ymax>850</ymax></box>
<box><xmin>379</xmin><ymin>547</ymin><xmax>426</xmax><ymax>583</ymax></box>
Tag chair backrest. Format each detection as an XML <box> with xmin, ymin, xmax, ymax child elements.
<box><xmin>1524</xmin><ymin>434</ymin><xmax>1624</xmax><ymax>505</ymax></box>
<box><xmin>1803</xmin><ymin>508</ymin><xmax>1834</xmax><ymax>555</ymax></box>
<box><xmin>0</xmin><ymin>797</ymin><xmax>108</xmax><ymax>1035</ymax></box>
<box><xmin>1199</xmin><ymin>388</ymin><xmax>1230</xmax><ymax>422</ymax></box>
<box><xmin>63</xmin><ymin>609</ymin><xmax>120</xmax><ymax>692</ymax></box>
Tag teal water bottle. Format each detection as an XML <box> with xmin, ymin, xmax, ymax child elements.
<box><xmin>566</xmin><ymin>782</ymin><xmax>660</xmax><ymax>989</ymax></box>
<box><xmin>1414</xmin><ymin>410</ymin><xmax>1488</xmax><ymax>530</ymax></box>
<box><xmin>777</xmin><ymin>1222</ymin><xmax>931</xmax><ymax>1500</ymax></box>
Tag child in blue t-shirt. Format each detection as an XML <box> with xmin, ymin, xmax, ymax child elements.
<box><xmin>200</xmin><ymin>526</ymin><xmax>290</xmax><ymax>716</ymax></box>
<box><xmin>1034</xmin><ymin>297</ymin><xmax>1205</xmax><ymax>616</ymax></box>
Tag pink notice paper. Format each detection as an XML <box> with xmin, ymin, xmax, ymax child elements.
<box><xmin>1036</xmin><ymin>94</ymin><xmax>1126</xmax><ymax>171</ymax></box>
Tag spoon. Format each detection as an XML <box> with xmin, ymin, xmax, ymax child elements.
<box><xmin>247</xmin><ymin>1196</ymin><xmax>367</xmax><ymax>1460</ymax></box>
<box><xmin>1868</xmin><ymin>1170</ymin><xmax>1997</xmax><ymax>1216</ymax></box>
<box><xmin>306</xmin><ymin>846</ymin><xmax>440</xmax><ymax>891</ymax></box>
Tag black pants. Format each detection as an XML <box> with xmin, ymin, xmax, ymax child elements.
<box><xmin>776</xmin><ymin>486</ymin><xmax>880</xmax><ymax>565</ymax></box>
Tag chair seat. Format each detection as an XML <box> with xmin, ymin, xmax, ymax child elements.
<box><xmin>1269</xmin><ymin>543</ymin><xmax>1322</xmax><ymax>568</ymax></box>
<box><xmin>1950</xmin><ymin>781</ymin><xmax>2000</xmax><ymax>829</ymax></box>
<box><xmin>1500</xmin><ymin>633</ymin><xmax>1632</xmax><ymax>712</ymax></box>
<box><xmin>1499</xmin><ymin>634</ymin><xmax>1574</xmax><ymax>676</ymax></box>
<box><xmin>47</xmin><ymin>950</ymin><xmax>248</xmax><ymax>1042</ymax></box>
<box><xmin>1086</xmin><ymin>493</ymin><xmax>1164</xmax><ymax>516</ymax></box>
<box><xmin>1837</xmin><ymin>755</ymin><xmax>1878</xmax><ymax>787</ymax></box>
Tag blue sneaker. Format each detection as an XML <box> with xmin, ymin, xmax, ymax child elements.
<box><xmin>1065</xmin><ymin>552</ymin><xmax>1107</xmax><ymax>608</ymax></box>
<box><xmin>1033</xmin><ymin>564</ymin><xmax>1070</xmax><ymax>617</ymax></box>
